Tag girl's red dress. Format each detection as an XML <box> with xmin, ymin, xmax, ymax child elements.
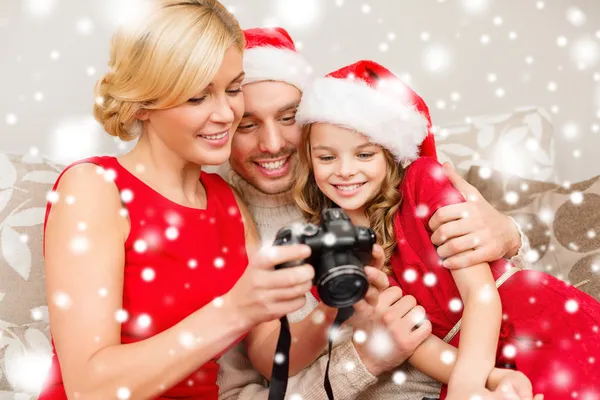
<box><xmin>38</xmin><ymin>156</ymin><xmax>248</xmax><ymax>399</ymax></box>
<box><xmin>392</xmin><ymin>156</ymin><xmax>600</xmax><ymax>400</ymax></box>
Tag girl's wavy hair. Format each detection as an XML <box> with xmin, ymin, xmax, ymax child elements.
<box><xmin>293</xmin><ymin>124</ymin><xmax>406</xmax><ymax>274</ymax></box>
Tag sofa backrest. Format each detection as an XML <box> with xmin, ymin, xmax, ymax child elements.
<box><xmin>0</xmin><ymin>152</ymin><xmax>65</xmax><ymax>326</ymax></box>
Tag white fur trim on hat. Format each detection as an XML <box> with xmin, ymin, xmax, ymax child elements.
<box><xmin>295</xmin><ymin>77</ymin><xmax>429</xmax><ymax>163</ymax></box>
<box><xmin>242</xmin><ymin>46</ymin><xmax>312</xmax><ymax>91</ymax></box>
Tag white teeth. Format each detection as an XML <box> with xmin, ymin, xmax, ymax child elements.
<box><xmin>336</xmin><ymin>183</ymin><xmax>362</xmax><ymax>191</ymax></box>
<box><xmin>258</xmin><ymin>159</ymin><xmax>286</xmax><ymax>170</ymax></box>
<box><xmin>200</xmin><ymin>131</ymin><xmax>227</xmax><ymax>140</ymax></box>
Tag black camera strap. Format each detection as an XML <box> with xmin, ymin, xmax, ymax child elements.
<box><xmin>267</xmin><ymin>315</ymin><xmax>292</xmax><ymax>400</ymax></box>
<box><xmin>268</xmin><ymin>306</ymin><xmax>355</xmax><ymax>400</ymax></box>
<box><xmin>323</xmin><ymin>306</ymin><xmax>354</xmax><ymax>399</ymax></box>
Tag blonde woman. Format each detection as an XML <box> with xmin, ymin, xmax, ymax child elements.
<box><xmin>39</xmin><ymin>2</ymin><xmax>387</xmax><ymax>399</ymax></box>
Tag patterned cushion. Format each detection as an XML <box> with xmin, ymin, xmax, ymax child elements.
<box><xmin>0</xmin><ymin>321</ymin><xmax>52</xmax><ymax>395</ymax></box>
<box><xmin>435</xmin><ymin>107</ymin><xmax>556</xmax><ymax>183</ymax></box>
<box><xmin>467</xmin><ymin>165</ymin><xmax>600</xmax><ymax>301</ymax></box>
<box><xmin>0</xmin><ymin>152</ymin><xmax>61</xmax><ymax>392</ymax></box>
<box><xmin>0</xmin><ymin>153</ymin><xmax>63</xmax><ymax>327</ymax></box>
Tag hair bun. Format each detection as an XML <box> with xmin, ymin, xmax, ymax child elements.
<box><xmin>93</xmin><ymin>73</ymin><xmax>140</xmax><ymax>140</ymax></box>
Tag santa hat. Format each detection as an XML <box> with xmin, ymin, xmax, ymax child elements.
<box><xmin>242</xmin><ymin>27</ymin><xmax>312</xmax><ymax>91</ymax></box>
<box><xmin>295</xmin><ymin>60</ymin><xmax>437</xmax><ymax>163</ymax></box>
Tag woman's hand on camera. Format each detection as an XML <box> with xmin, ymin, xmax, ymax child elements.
<box><xmin>225</xmin><ymin>244</ymin><xmax>315</xmax><ymax>329</ymax></box>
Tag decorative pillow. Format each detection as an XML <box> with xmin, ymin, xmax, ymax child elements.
<box><xmin>435</xmin><ymin>107</ymin><xmax>556</xmax><ymax>183</ymax></box>
<box><xmin>467</xmin><ymin>166</ymin><xmax>600</xmax><ymax>301</ymax></box>
<box><xmin>0</xmin><ymin>321</ymin><xmax>52</xmax><ymax>394</ymax></box>
<box><xmin>0</xmin><ymin>391</ymin><xmax>38</xmax><ymax>399</ymax></box>
<box><xmin>0</xmin><ymin>152</ymin><xmax>64</xmax><ymax>326</ymax></box>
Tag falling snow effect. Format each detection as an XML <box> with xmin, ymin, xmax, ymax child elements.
<box><xmin>116</xmin><ymin>387</ymin><xmax>131</xmax><ymax>400</ymax></box>
<box><xmin>403</xmin><ymin>268</ymin><xmax>417</xmax><ymax>283</ymax></box>
<box><xmin>449</xmin><ymin>298</ymin><xmax>463</xmax><ymax>313</ymax></box>
<box><xmin>115</xmin><ymin>309</ymin><xmax>129</xmax><ymax>323</ymax></box>
<box><xmin>1</xmin><ymin>2</ymin><xmax>600</xmax><ymax>398</ymax></box>
<box><xmin>343</xmin><ymin>361</ymin><xmax>355</xmax><ymax>372</ymax></box>
<box><xmin>392</xmin><ymin>370</ymin><xmax>407</xmax><ymax>385</ymax></box>
<box><xmin>570</xmin><ymin>191</ymin><xmax>584</xmax><ymax>205</ymax></box>
<box><xmin>366</xmin><ymin>327</ymin><xmax>395</xmax><ymax>358</ymax></box>
<box><xmin>214</xmin><ymin>257</ymin><xmax>225</xmax><ymax>268</ymax></box>
<box><xmin>137</xmin><ymin>313</ymin><xmax>151</xmax><ymax>329</ymax></box>
<box><xmin>565</xmin><ymin>299</ymin><xmax>579</xmax><ymax>313</ymax></box>
<box><xmin>103</xmin><ymin>168</ymin><xmax>117</xmax><ymax>182</ymax></box>
<box><xmin>502</xmin><ymin>344</ymin><xmax>517</xmax><ymax>359</ymax></box>
<box><xmin>415</xmin><ymin>204</ymin><xmax>429</xmax><ymax>218</ymax></box>
<box><xmin>274</xmin><ymin>352</ymin><xmax>286</xmax><ymax>365</ymax></box>
<box><xmin>311</xmin><ymin>309</ymin><xmax>326</xmax><ymax>324</ymax></box>
<box><xmin>46</xmin><ymin>190</ymin><xmax>59</xmax><ymax>203</ymax></box>
<box><xmin>70</xmin><ymin>235</ymin><xmax>89</xmax><ymax>254</ymax></box>
<box><xmin>178</xmin><ymin>331</ymin><xmax>195</xmax><ymax>349</ymax></box>
<box><xmin>504</xmin><ymin>191</ymin><xmax>519</xmax><ymax>205</ymax></box>
<box><xmin>141</xmin><ymin>267</ymin><xmax>156</xmax><ymax>281</ymax></box>
<box><xmin>353</xmin><ymin>329</ymin><xmax>367</xmax><ymax>344</ymax></box>
<box><xmin>212</xmin><ymin>297</ymin><xmax>224</xmax><ymax>308</ymax></box>
<box><xmin>440</xmin><ymin>350</ymin><xmax>456</xmax><ymax>365</ymax></box>
<box><xmin>120</xmin><ymin>189</ymin><xmax>134</xmax><ymax>203</ymax></box>
<box><xmin>52</xmin><ymin>292</ymin><xmax>72</xmax><ymax>309</ymax></box>
<box><xmin>165</xmin><ymin>226</ymin><xmax>179</xmax><ymax>240</ymax></box>
<box><xmin>423</xmin><ymin>272</ymin><xmax>437</xmax><ymax>287</ymax></box>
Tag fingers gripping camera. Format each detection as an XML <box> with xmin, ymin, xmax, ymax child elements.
<box><xmin>273</xmin><ymin>208</ymin><xmax>377</xmax><ymax>308</ymax></box>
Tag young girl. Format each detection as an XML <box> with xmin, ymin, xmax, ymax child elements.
<box><xmin>293</xmin><ymin>59</ymin><xmax>600</xmax><ymax>400</ymax></box>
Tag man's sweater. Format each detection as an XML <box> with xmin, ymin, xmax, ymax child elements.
<box><xmin>226</xmin><ymin>168</ymin><xmax>304</xmax><ymax>244</ymax></box>
<box><xmin>216</xmin><ymin>169</ymin><xmax>441</xmax><ymax>400</ymax></box>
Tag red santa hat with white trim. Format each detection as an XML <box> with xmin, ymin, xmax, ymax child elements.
<box><xmin>295</xmin><ymin>60</ymin><xmax>437</xmax><ymax>164</ymax></box>
<box><xmin>242</xmin><ymin>27</ymin><xmax>312</xmax><ymax>91</ymax></box>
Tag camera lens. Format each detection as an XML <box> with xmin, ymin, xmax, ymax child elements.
<box><xmin>317</xmin><ymin>265</ymin><xmax>368</xmax><ymax>308</ymax></box>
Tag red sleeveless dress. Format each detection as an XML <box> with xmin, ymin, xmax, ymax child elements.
<box><xmin>391</xmin><ymin>157</ymin><xmax>600</xmax><ymax>400</ymax></box>
<box><xmin>38</xmin><ymin>156</ymin><xmax>248</xmax><ymax>399</ymax></box>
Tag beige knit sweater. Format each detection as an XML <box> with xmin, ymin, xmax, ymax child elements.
<box><xmin>216</xmin><ymin>168</ymin><xmax>442</xmax><ymax>400</ymax></box>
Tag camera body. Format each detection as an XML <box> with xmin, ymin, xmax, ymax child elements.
<box><xmin>273</xmin><ymin>208</ymin><xmax>376</xmax><ymax>308</ymax></box>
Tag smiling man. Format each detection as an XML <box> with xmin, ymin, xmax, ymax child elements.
<box><xmin>229</xmin><ymin>80</ymin><xmax>300</xmax><ymax>193</ymax></box>
<box><xmin>222</xmin><ymin>27</ymin><xmax>310</xmax><ymax>242</ymax></box>
<box><xmin>228</xmin><ymin>80</ymin><xmax>301</xmax><ymax>194</ymax></box>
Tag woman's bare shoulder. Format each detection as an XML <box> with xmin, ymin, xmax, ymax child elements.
<box><xmin>46</xmin><ymin>162</ymin><xmax>129</xmax><ymax>242</ymax></box>
<box><xmin>55</xmin><ymin>162</ymin><xmax>123</xmax><ymax>207</ymax></box>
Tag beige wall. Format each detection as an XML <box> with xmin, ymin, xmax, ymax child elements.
<box><xmin>1</xmin><ymin>0</ymin><xmax>599</xmax><ymax>181</ymax></box>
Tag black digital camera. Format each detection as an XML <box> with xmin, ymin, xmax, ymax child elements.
<box><xmin>272</xmin><ymin>208</ymin><xmax>376</xmax><ymax>308</ymax></box>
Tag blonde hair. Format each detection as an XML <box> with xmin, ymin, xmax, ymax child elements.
<box><xmin>293</xmin><ymin>125</ymin><xmax>405</xmax><ymax>274</ymax></box>
<box><xmin>93</xmin><ymin>0</ymin><xmax>244</xmax><ymax>140</ymax></box>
